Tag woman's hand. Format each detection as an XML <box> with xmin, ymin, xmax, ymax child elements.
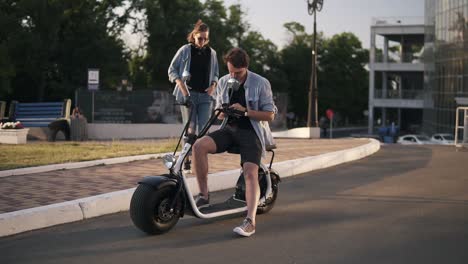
<box><xmin>176</xmin><ymin>79</ymin><xmax>189</xmax><ymax>96</ymax></box>
<box><xmin>205</xmin><ymin>83</ymin><xmax>216</xmax><ymax>96</ymax></box>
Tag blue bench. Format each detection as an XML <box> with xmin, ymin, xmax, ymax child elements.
<box><xmin>10</xmin><ymin>99</ymin><xmax>71</xmax><ymax>141</ymax></box>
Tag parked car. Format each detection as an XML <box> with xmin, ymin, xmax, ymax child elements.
<box><xmin>430</xmin><ymin>133</ymin><xmax>455</xmax><ymax>145</ymax></box>
<box><xmin>397</xmin><ymin>134</ymin><xmax>431</xmax><ymax>145</ymax></box>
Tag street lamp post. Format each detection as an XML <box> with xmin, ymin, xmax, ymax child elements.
<box><xmin>307</xmin><ymin>0</ymin><xmax>324</xmax><ymax>128</ymax></box>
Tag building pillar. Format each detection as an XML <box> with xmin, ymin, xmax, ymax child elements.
<box><xmin>368</xmin><ymin>28</ymin><xmax>376</xmax><ymax>134</ymax></box>
<box><xmin>464</xmin><ymin>115</ymin><xmax>468</xmax><ymax>144</ymax></box>
<box><xmin>383</xmin><ymin>37</ymin><xmax>388</xmax><ymax>63</ymax></box>
<box><xmin>368</xmin><ymin>68</ymin><xmax>375</xmax><ymax>133</ymax></box>
<box><xmin>382</xmin><ymin>108</ymin><xmax>387</xmax><ymax>126</ymax></box>
<box><xmin>398</xmin><ymin>108</ymin><xmax>402</xmax><ymax>128</ymax></box>
<box><xmin>382</xmin><ymin>37</ymin><xmax>388</xmax><ymax>99</ymax></box>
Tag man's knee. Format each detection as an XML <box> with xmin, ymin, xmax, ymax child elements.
<box><xmin>193</xmin><ymin>136</ymin><xmax>216</xmax><ymax>155</ymax></box>
<box><xmin>243</xmin><ymin>163</ymin><xmax>259</xmax><ymax>181</ymax></box>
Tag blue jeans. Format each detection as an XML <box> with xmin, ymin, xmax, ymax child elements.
<box><xmin>180</xmin><ymin>91</ymin><xmax>213</xmax><ymax>135</ymax></box>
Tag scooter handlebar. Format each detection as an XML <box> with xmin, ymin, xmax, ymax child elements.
<box><xmin>219</xmin><ymin>103</ymin><xmax>245</xmax><ymax>118</ymax></box>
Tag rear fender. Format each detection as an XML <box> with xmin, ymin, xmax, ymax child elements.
<box><xmin>269</xmin><ymin>169</ymin><xmax>281</xmax><ymax>182</ymax></box>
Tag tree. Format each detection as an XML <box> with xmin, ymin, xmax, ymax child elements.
<box><xmin>0</xmin><ymin>0</ymin><xmax>130</xmax><ymax>102</ymax></box>
<box><xmin>279</xmin><ymin>23</ymin><xmax>367</xmax><ymax>125</ymax></box>
<box><xmin>279</xmin><ymin>22</ymin><xmax>324</xmax><ymax>123</ymax></box>
<box><xmin>318</xmin><ymin>32</ymin><xmax>368</xmax><ymax>124</ymax></box>
<box><xmin>141</xmin><ymin>0</ymin><xmax>203</xmax><ymax>88</ymax></box>
<box><xmin>140</xmin><ymin>0</ymin><xmax>260</xmax><ymax>86</ymax></box>
<box><xmin>240</xmin><ymin>31</ymin><xmax>288</xmax><ymax>93</ymax></box>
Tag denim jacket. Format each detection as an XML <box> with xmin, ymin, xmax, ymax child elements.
<box><xmin>215</xmin><ymin>71</ymin><xmax>277</xmax><ymax>157</ymax></box>
<box><xmin>168</xmin><ymin>44</ymin><xmax>219</xmax><ymax>103</ymax></box>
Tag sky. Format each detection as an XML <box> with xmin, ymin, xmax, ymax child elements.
<box><xmin>122</xmin><ymin>0</ymin><xmax>425</xmax><ymax>51</ymax></box>
<box><xmin>221</xmin><ymin>0</ymin><xmax>425</xmax><ymax>49</ymax></box>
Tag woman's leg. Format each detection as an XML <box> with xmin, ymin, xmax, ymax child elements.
<box><xmin>196</xmin><ymin>93</ymin><xmax>213</xmax><ymax>135</ymax></box>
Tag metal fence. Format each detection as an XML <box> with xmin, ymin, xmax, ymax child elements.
<box><xmin>75</xmin><ymin>89</ymin><xmax>288</xmax><ymax>129</ymax></box>
<box><xmin>374</xmin><ymin>89</ymin><xmax>424</xmax><ymax>99</ymax></box>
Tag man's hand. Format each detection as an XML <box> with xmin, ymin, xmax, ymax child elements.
<box><xmin>229</xmin><ymin>103</ymin><xmax>246</xmax><ymax>113</ymax></box>
<box><xmin>217</xmin><ymin>112</ymin><xmax>225</xmax><ymax>120</ymax></box>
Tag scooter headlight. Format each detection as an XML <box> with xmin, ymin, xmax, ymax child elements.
<box><xmin>162</xmin><ymin>154</ymin><xmax>176</xmax><ymax>169</ymax></box>
<box><xmin>227</xmin><ymin>77</ymin><xmax>240</xmax><ymax>92</ymax></box>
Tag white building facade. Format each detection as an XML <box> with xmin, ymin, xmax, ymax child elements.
<box><xmin>368</xmin><ymin>17</ymin><xmax>425</xmax><ymax>134</ymax></box>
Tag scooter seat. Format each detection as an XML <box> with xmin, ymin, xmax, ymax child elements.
<box><xmin>265</xmin><ymin>144</ymin><xmax>276</xmax><ymax>151</ymax></box>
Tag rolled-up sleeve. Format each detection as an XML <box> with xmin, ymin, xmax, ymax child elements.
<box><xmin>211</xmin><ymin>49</ymin><xmax>219</xmax><ymax>83</ymax></box>
<box><xmin>214</xmin><ymin>78</ymin><xmax>226</xmax><ymax>109</ymax></box>
<box><xmin>168</xmin><ymin>47</ymin><xmax>184</xmax><ymax>83</ymax></box>
<box><xmin>259</xmin><ymin>79</ymin><xmax>277</xmax><ymax>114</ymax></box>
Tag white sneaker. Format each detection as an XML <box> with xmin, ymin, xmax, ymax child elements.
<box><xmin>233</xmin><ymin>218</ymin><xmax>255</xmax><ymax>237</ymax></box>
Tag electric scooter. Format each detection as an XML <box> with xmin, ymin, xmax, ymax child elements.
<box><xmin>129</xmin><ymin>77</ymin><xmax>280</xmax><ymax>235</ymax></box>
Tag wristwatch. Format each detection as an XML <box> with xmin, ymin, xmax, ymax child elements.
<box><xmin>244</xmin><ymin>110</ymin><xmax>248</xmax><ymax>117</ymax></box>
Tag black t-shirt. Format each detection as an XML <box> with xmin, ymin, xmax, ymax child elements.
<box><xmin>188</xmin><ymin>45</ymin><xmax>211</xmax><ymax>93</ymax></box>
<box><xmin>228</xmin><ymin>83</ymin><xmax>253</xmax><ymax>130</ymax></box>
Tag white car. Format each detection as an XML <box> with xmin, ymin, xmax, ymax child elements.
<box><xmin>397</xmin><ymin>134</ymin><xmax>431</xmax><ymax>145</ymax></box>
<box><xmin>430</xmin><ymin>133</ymin><xmax>455</xmax><ymax>145</ymax></box>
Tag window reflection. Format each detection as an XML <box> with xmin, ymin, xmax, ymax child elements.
<box><xmin>424</xmin><ymin>0</ymin><xmax>468</xmax><ymax>134</ymax></box>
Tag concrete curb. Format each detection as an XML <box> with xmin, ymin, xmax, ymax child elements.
<box><xmin>0</xmin><ymin>138</ymin><xmax>380</xmax><ymax>237</ymax></box>
<box><xmin>0</xmin><ymin>153</ymin><xmax>173</xmax><ymax>178</ymax></box>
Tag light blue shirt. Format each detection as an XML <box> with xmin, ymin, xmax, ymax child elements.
<box><xmin>215</xmin><ymin>70</ymin><xmax>277</xmax><ymax>157</ymax></box>
<box><xmin>168</xmin><ymin>44</ymin><xmax>219</xmax><ymax>102</ymax></box>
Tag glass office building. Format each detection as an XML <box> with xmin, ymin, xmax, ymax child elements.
<box><xmin>423</xmin><ymin>0</ymin><xmax>468</xmax><ymax>135</ymax></box>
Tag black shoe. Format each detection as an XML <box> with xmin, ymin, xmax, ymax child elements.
<box><xmin>183</xmin><ymin>159</ymin><xmax>192</xmax><ymax>174</ymax></box>
<box><xmin>194</xmin><ymin>193</ymin><xmax>210</xmax><ymax>208</ymax></box>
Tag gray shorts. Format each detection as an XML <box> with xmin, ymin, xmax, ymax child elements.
<box><xmin>208</xmin><ymin>126</ymin><xmax>262</xmax><ymax>166</ymax></box>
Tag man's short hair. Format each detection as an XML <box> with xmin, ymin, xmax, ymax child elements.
<box><xmin>223</xmin><ymin>48</ymin><xmax>250</xmax><ymax>68</ymax></box>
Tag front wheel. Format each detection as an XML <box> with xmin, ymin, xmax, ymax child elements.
<box><xmin>130</xmin><ymin>184</ymin><xmax>182</xmax><ymax>235</ymax></box>
<box><xmin>257</xmin><ymin>171</ymin><xmax>280</xmax><ymax>214</ymax></box>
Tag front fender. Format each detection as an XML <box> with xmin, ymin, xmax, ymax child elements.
<box><xmin>138</xmin><ymin>175</ymin><xmax>177</xmax><ymax>190</ymax></box>
<box><xmin>138</xmin><ymin>175</ymin><xmax>186</xmax><ymax>217</ymax></box>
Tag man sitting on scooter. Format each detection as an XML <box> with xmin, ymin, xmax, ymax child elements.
<box><xmin>192</xmin><ymin>47</ymin><xmax>277</xmax><ymax>237</ymax></box>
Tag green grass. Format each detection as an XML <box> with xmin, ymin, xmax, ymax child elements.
<box><xmin>0</xmin><ymin>139</ymin><xmax>179</xmax><ymax>170</ymax></box>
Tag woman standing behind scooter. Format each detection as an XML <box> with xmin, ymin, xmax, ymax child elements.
<box><xmin>168</xmin><ymin>20</ymin><xmax>219</xmax><ymax>173</ymax></box>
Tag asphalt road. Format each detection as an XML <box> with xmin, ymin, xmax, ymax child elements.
<box><xmin>1</xmin><ymin>145</ymin><xmax>467</xmax><ymax>264</ymax></box>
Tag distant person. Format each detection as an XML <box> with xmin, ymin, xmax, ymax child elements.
<box><xmin>72</xmin><ymin>107</ymin><xmax>84</xmax><ymax>119</ymax></box>
<box><xmin>70</xmin><ymin>106</ymin><xmax>88</xmax><ymax>141</ymax></box>
<box><xmin>319</xmin><ymin>116</ymin><xmax>328</xmax><ymax>137</ymax></box>
<box><xmin>168</xmin><ymin>19</ymin><xmax>219</xmax><ymax>173</ymax></box>
<box><xmin>286</xmin><ymin>111</ymin><xmax>295</xmax><ymax>128</ymax></box>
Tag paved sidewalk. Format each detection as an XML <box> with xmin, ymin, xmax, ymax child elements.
<box><xmin>0</xmin><ymin>138</ymin><xmax>370</xmax><ymax>214</ymax></box>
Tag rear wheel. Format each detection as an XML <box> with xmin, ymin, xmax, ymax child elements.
<box><xmin>257</xmin><ymin>171</ymin><xmax>280</xmax><ymax>214</ymax></box>
<box><xmin>130</xmin><ymin>184</ymin><xmax>182</xmax><ymax>235</ymax></box>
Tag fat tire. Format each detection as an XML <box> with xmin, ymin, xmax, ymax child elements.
<box><xmin>130</xmin><ymin>184</ymin><xmax>181</xmax><ymax>235</ymax></box>
<box><xmin>257</xmin><ymin>172</ymin><xmax>280</xmax><ymax>214</ymax></box>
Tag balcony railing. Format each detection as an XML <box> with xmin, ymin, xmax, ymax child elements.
<box><xmin>374</xmin><ymin>89</ymin><xmax>424</xmax><ymax>99</ymax></box>
<box><xmin>372</xmin><ymin>16</ymin><xmax>424</xmax><ymax>26</ymax></box>
<box><xmin>373</xmin><ymin>53</ymin><xmax>422</xmax><ymax>63</ymax></box>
